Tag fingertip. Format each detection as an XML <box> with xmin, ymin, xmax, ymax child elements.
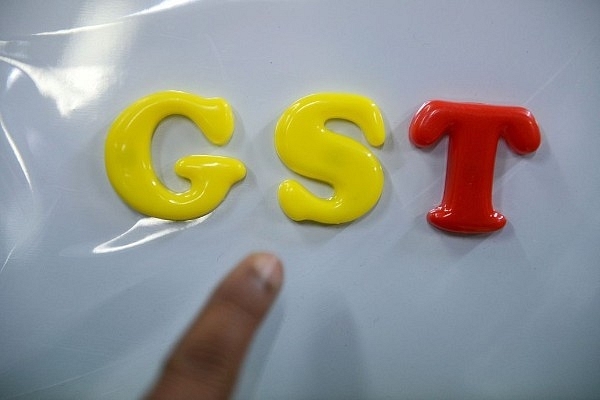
<box><xmin>245</xmin><ymin>252</ymin><xmax>284</xmax><ymax>293</ymax></box>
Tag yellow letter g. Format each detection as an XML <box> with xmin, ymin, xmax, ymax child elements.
<box><xmin>105</xmin><ymin>91</ymin><xmax>246</xmax><ymax>221</ymax></box>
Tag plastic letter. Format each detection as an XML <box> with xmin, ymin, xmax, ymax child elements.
<box><xmin>105</xmin><ymin>91</ymin><xmax>246</xmax><ymax>221</ymax></box>
<box><xmin>275</xmin><ymin>93</ymin><xmax>385</xmax><ymax>224</ymax></box>
<box><xmin>409</xmin><ymin>100</ymin><xmax>541</xmax><ymax>234</ymax></box>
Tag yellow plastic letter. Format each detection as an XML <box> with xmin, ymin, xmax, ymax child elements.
<box><xmin>275</xmin><ymin>93</ymin><xmax>385</xmax><ymax>224</ymax></box>
<box><xmin>105</xmin><ymin>91</ymin><xmax>246</xmax><ymax>221</ymax></box>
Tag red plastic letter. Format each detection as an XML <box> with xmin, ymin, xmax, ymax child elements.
<box><xmin>409</xmin><ymin>100</ymin><xmax>541</xmax><ymax>234</ymax></box>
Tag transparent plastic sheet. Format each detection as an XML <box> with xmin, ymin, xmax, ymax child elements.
<box><xmin>1</xmin><ymin>1</ymin><xmax>600</xmax><ymax>398</ymax></box>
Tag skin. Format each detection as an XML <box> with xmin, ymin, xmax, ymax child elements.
<box><xmin>146</xmin><ymin>253</ymin><xmax>284</xmax><ymax>400</ymax></box>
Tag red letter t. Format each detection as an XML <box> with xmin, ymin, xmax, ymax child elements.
<box><xmin>410</xmin><ymin>100</ymin><xmax>541</xmax><ymax>234</ymax></box>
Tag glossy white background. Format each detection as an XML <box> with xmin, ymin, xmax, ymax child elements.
<box><xmin>1</xmin><ymin>1</ymin><xmax>599</xmax><ymax>398</ymax></box>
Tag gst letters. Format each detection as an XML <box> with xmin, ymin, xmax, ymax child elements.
<box><xmin>105</xmin><ymin>91</ymin><xmax>541</xmax><ymax>234</ymax></box>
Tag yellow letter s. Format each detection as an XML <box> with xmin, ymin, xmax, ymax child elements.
<box><xmin>275</xmin><ymin>93</ymin><xmax>385</xmax><ymax>224</ymax></box>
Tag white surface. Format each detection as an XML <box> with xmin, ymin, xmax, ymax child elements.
<box><xmin>1</xmin><ymin>1</ymin><xmax>599</xmax><ymax>398</ymax></box>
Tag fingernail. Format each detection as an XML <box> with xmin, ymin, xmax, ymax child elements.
<box><xmin>252</xmin><ymin>253</ymin><xmax>282</xmax><ymax>290</ymax></box>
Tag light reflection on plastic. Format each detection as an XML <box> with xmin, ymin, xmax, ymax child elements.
<box><xmin>129</xmin><ymin>0</ymin><xmax>200</xmax><ymax>17</ymax></box>
<box><xmin>5</xmin><ymin>68</ymin><xmax>21</xmax><ymax>90</ymax></box>
<box><xmin>0</xmin><ymin>1</ymin><xmax>135</xmax><ymax>116</ymax></box>
<box><xmin>0</xmin><ymin>59</ymin><xmax>116</xmax><ymax>117</ymax></box>
<box><xmin>0</xmin><ymin>246</ymin><xmax>16</xmax><ymax>277</ymax></box>
<box><xmin>92</xmin><ymin>215</ymin><xmax>210</xmax><ymax>254</ymax></box>
<box><xmin>31</xmin><ymin>1</ymin><xmax>131</xmax><ymax>36</ymax></box>
<box><xmin>0</xmin><ymin>112</ymin><xmax>32</xmax><ymax>191</ymax></box>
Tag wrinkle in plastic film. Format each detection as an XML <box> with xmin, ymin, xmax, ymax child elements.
<box><xmin>0</xmin><ymin>0</ymin><xmax>214</xmax><ymax>266</ymax></box>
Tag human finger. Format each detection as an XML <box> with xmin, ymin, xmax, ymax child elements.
<box><xmin>146</xmin><ymin>252</ymin><xmax>284</xmax><ymax>400</ymax></box>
